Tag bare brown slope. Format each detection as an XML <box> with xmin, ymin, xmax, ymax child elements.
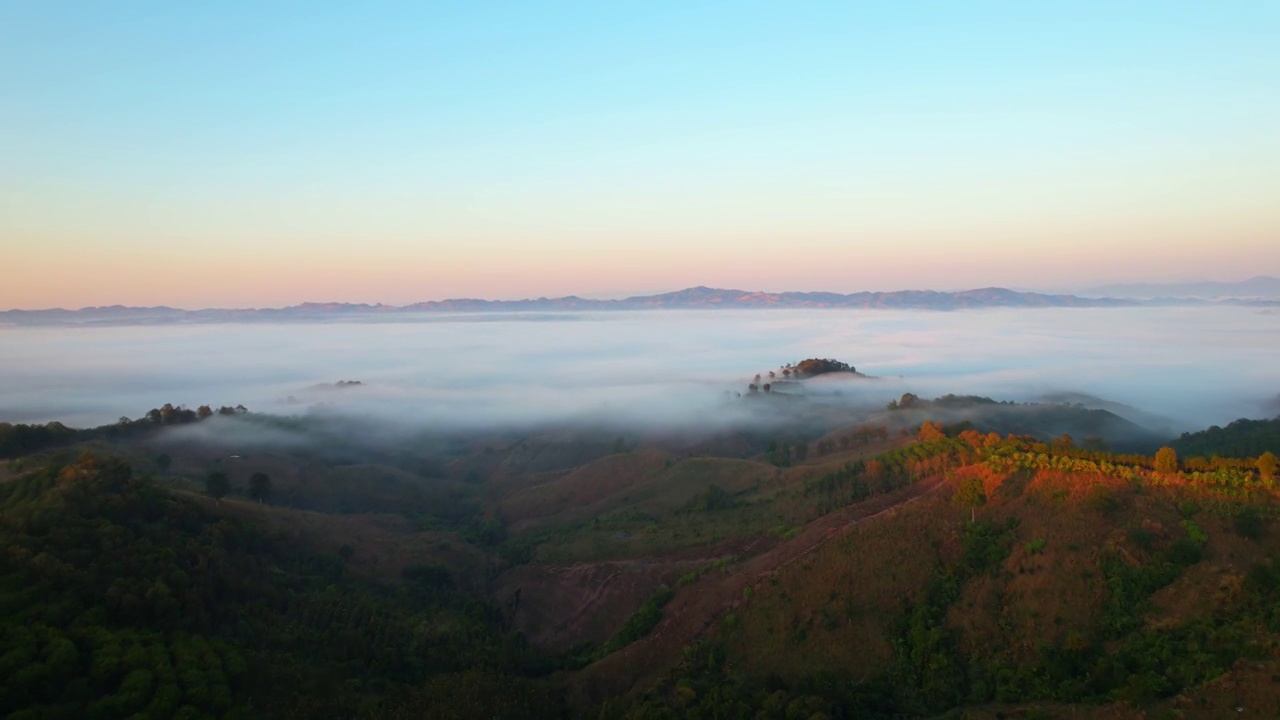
<box><xmin>496</xmin><ymin>560</ymin><xmax>694</xmax><ymax>652</ymax></box>
<box><xmin>568</xmin><ymin>472</ymin><xmax>952</xmax><ymax>704</ymax></box>
<box><xmin>708</xmin><ymin>463</ymin><xmax>1280</xmax><ymax>717</ymax></box>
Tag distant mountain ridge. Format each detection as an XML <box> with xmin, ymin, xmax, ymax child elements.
<box><xmin>0</xmin><ymin>286</ymin><xmax>1138</xmax><ymax>326</ymax></box>
<box><xmin>1084</xmin><ymin>275</ymin><xmax>1280</xmax><ymax>298</ymax></box>
<box><xmin>405</xmin><ymin>286</ymin><xmax>1131</xmax><ymax>312</ymax></box>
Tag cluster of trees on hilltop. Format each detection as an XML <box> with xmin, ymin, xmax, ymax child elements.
<box><xmin>888</xmin><ymin>393</ymin><xmax>1004</xmax><ymax>410</ymax></box>
<box><xmin>792</xmin><ymin>358</ymin><xmax>856</xmax><ymax>377</ymax></box>
<box><xmin>0</xmin><ymin>404</ymin><xmax>247</xmax><ymax>459</ymax></box>
<box><xmin>122</xmin><ymin>403</ymin><xmax>248</xmax><ymax>428</ymax></box>
<box><xmin>0</xmin><ymin>420</ymin><xmax>77</xmax><ymax>458</ymax></box>
<box><xmin>743</xmin><ymin>358</ymin><xmax>859</xmax><ymax>394</ymax></box>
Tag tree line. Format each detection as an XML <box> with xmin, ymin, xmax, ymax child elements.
<box><xmin>0</xmin><ymin>403</ymin><xmax>248</xmax><ymax>459</ymax></box>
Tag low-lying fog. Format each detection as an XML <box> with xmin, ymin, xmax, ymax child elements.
<box><xmin>1</xmin><ymin>307</ymin><xmax>1276</xmax><ymax>435</ymax></box>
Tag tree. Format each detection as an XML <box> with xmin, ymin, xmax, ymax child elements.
<box><xmin>953</xmin><ymin>476</ymin><xmax>986</xmax><ymax>522</ymax></box>
<box><xmin>794</xmin><ymin>358</ymin><xmax>855</xmax><ymax>377</ymax></box>
<box><xmin>767</xmin><ymin>440</ymin><xmax>791</xmax><ymax>467</ymax></box>
<box><xmin>864</xmin><ymin>459</ymin><xmax>884</xmax><ymax>480</ymax></box>
<box><xmin>155</xmin><ymin>453</ymin><xmax>172</xmax><ymax>471</ymax></box>
<box><xmin>1154</xmin><ymin>446</ymin><xmax>1179</xmax><ymax>474</ymax></box>
<box><xmin>248</xmin><ymin>472</ymin><xmax>271</xmax><ymax>502</ymax></box>
<box><xmin>1258</xmin><ymin>451</ymin><xmax>1279</xmax><ymax>482</ymax></box>
<box><xmin>205</xmin><ymin>471</ymin><xmax>230</xmax><ymax>502</ymax></box>
<box><xmin>918</xmin><ymin>421</ymin><xmax>945</xmax><ymax>442</ymax></box>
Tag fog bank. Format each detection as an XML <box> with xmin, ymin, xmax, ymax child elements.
<box><xmin>1</xmin><ymin>307</ymin><xmax>1276</xmax><ymax>435</ymax></box>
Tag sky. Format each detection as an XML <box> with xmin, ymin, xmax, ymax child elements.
<box><xmin>2</xmin><ymin>1</ymin><xmax>1278</xmax><ymax>309</ymax></box>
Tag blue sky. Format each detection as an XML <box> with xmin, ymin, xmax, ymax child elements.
<box><xmin>2</xmin><ymin>2</ymin><xmax>1278</xmax><ymax>307</ymax></box>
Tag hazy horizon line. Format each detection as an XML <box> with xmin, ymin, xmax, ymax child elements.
<box><xmin>8</xmin><ymin>278</ymin><xmax>1279</xmax><ymax>313</ymax></box>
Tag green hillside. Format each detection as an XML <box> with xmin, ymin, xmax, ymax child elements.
<box><xmin>0</xmin><ymin>452</ymin><xmax>562</xmax><ymax>719</ymax></box>
<box><xmin>1173</xmin><ymin>416</ymin><xmax>1280</xmax><ymax>458</ymax></box>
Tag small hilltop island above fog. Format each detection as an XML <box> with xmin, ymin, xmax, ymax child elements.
<box><xmin>743</xmin><ymin>358</ymin><xmax>868</xmax><ymax>395</ymax></box>
<box><xmin>306</xmin><ymin>380</ymin><xmax>365</xmax><ymax>393</ymax></box>
<box><xmin>728</xmin><ymin>358</ymin><xmax>1189</xmax><ymax>454</ymax></box>
<box><xmin>283</xmin><ymin>380</ymin><xmax>366</xmax><ymax>406</ymax></box>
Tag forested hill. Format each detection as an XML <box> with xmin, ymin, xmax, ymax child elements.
<box><xmin>1172</xmin><ymin>415</ymin><xmax>1280</xmax><ymax>458</ymax></box>
<box><xmin>0</xmin><ymin>403</ymin><xmax>247</xmax><ymax>460</ymax></box>
<box><xmin>0</xmin><ymin>453</ymin><xmax>564</xmax><ymax>719</ymax></box>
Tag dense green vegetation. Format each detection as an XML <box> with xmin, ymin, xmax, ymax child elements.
<box><xmin>0</xmin><ymin>453</ymin><xmax>562</xmax><ymax>719</ymax></box>
<box><xmin>0</xmin><ymin>421</ymin><xmax>77</xmax><ymax>459</ymax></box>
<box><xmin>1173</xmin><ymin>415</ymin><xmax>1280</xmax><ymax>458</ymax></box>
<box><xmin>595</xmin><ymin>587</ymin><xmax>675</xmax><ymax>660</ymax></box>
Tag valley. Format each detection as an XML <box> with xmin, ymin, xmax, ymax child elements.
<box><xmin>3</xmin><ymin>359</ymin><xmax>1279</xmax><ymax>718</ymax></box>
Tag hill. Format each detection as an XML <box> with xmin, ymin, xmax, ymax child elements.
<box><xmin>5</xmin><ymin>396</ymin><xmax>1280</xmax><ymax>718</ymax></box>
<box><xmin>1172</xmin><ymin>416</ymin><xmax>1280</xmax><ymax>458</ymax></box>
<box><xmin>591</xmin><ymin>429</ymin><xmax>1280</xmax><ymax>718</ymax></box>
<box><xmin>0</xmin><ymin>452</ymin><xmax>563</xmax><ymax>719</ymax></box>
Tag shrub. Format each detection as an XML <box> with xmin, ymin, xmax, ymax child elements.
<box><xmin>1234</xmin><ymin>507</ymin><xmax>1265</xmax><ymax>540</ymax></box>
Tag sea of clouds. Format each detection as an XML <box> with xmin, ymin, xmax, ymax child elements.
<box><xmin>1</xmin><ymin>307</ymin><xmax>1276</xmax><ymax>435</ymax></box>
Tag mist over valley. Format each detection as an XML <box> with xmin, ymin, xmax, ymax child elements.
<box><xmin>2</xmin><ymin>306</ymin><xmax>1275</xmax><ymax>440</ymax></box>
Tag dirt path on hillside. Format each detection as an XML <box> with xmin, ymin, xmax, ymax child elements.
<box><xmin>569</xmin><ymin>472</ymin><xmax>953</xmax><ymax>705</ymax></box>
